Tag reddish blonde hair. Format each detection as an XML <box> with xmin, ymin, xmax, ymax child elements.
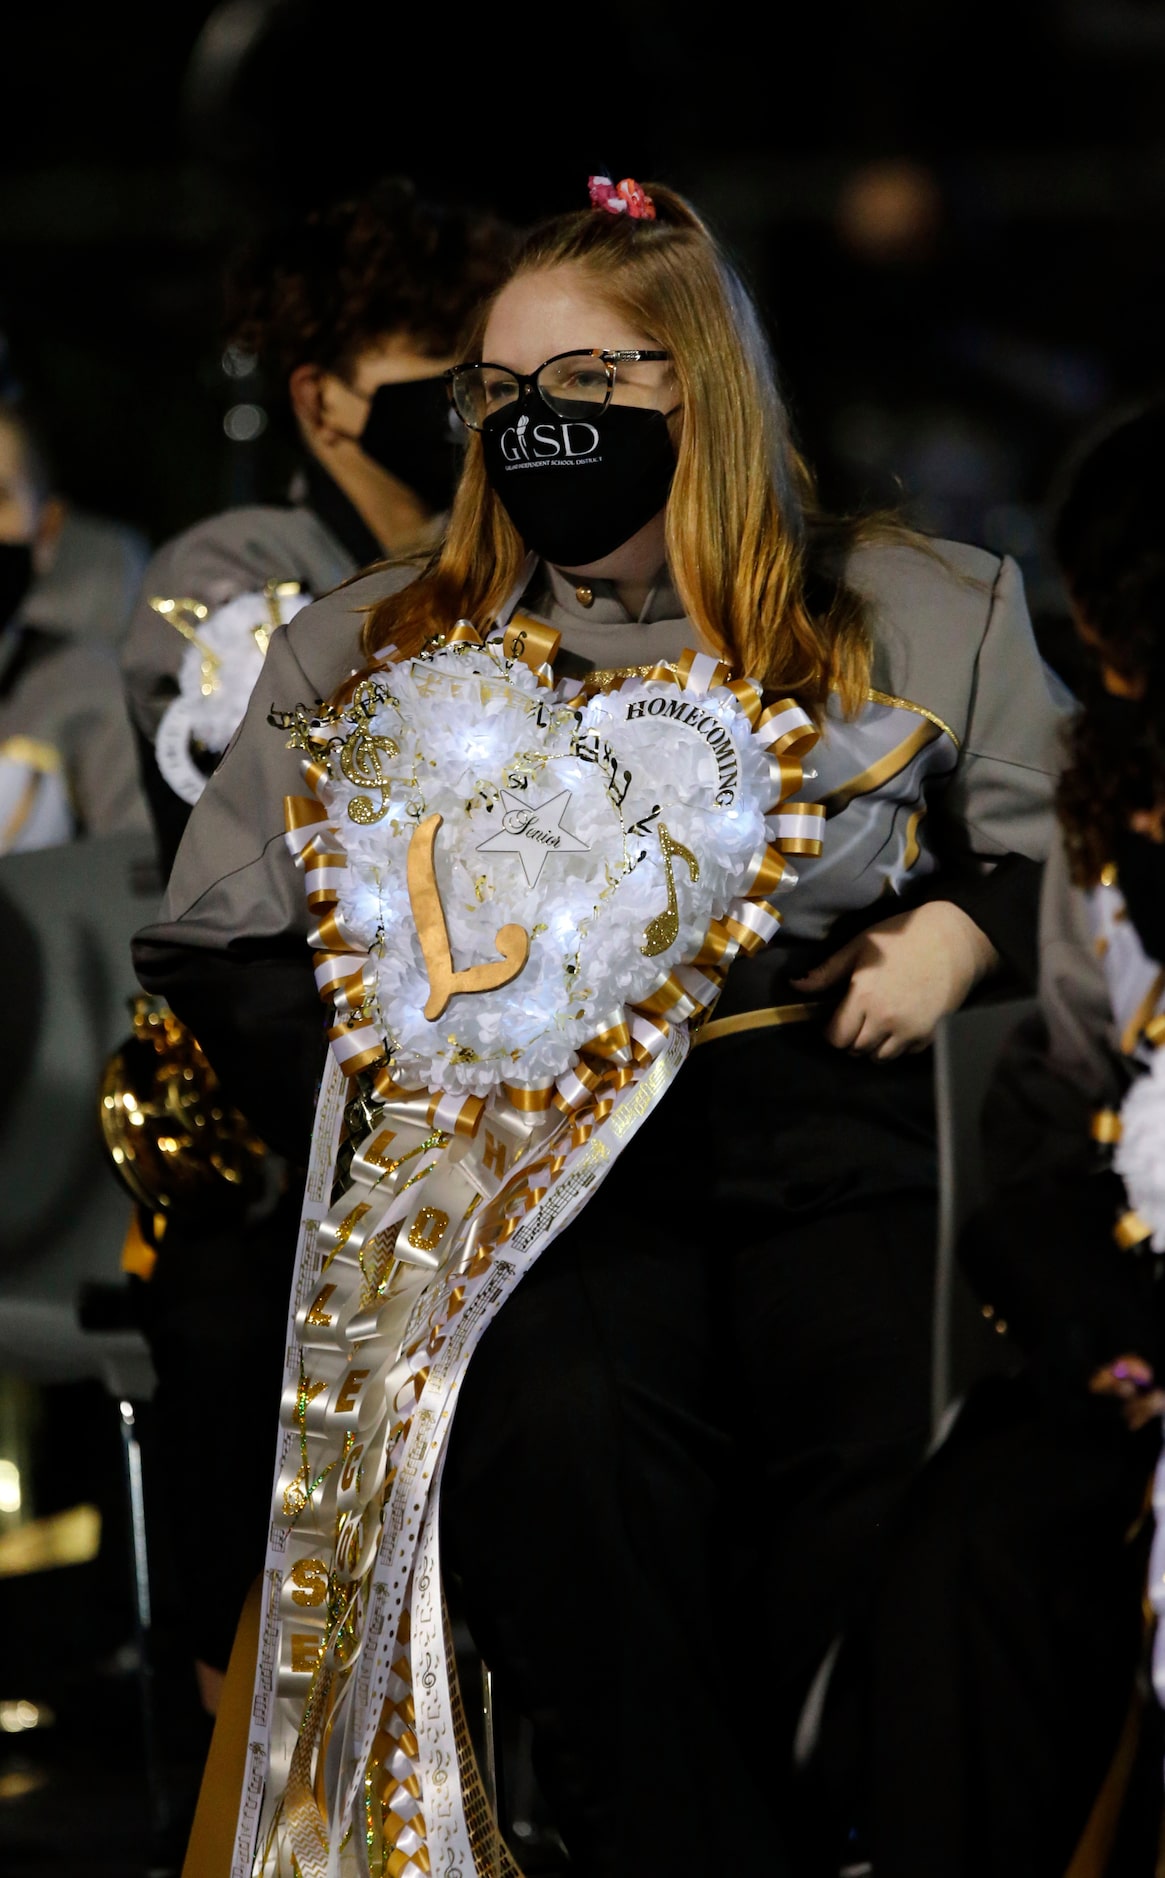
<box><xmin>364</xmin><ymin>184</ymin><xmax>875</xmax><ymax>718</ymax></box>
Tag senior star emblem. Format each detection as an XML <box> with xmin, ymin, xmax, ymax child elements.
<box><xmin>475</xmin><ymin>788</ymin><xmax>590</xmax><ymax>887</ymax></box>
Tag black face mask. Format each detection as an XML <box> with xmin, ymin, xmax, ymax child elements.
<box><xmin>1113</xmin><ymin>823</ymin><xmax>1165</xmax><ymax>965</ymax></box>
<box><xmin>0</xmin><ymin>542</ymin><xmax>33</xmax><ymax>631</ymax></box>
<box><xmin>358</xmin><ymin>376</ymin><xmax>463</xmax><ymax>515</ymax></box>
<box><xmin>480</xmin><ymin>393</ymin><xmax>676</xmax><ymax>568</ymax></box>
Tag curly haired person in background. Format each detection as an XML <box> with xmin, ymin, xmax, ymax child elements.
<box><xmin>837</xmin><ymin>402</ymin><xmax>1165</xmax><ymax>1878</ymax></box>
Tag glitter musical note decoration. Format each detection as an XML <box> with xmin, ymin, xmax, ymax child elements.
<box><xmin>336</xmin><ymin>680</ymin><xmax>400</xmax><ymax>825</ymax></box>
<box><xmin>641</xmin><ymin>822</ymin><xmax>699</xmax><ymax>956</ymax></box>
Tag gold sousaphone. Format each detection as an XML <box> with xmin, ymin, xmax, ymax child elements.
<box><xmin>100</xmin><ymin>995</ymin><xmax>267</xmax><ymax>1221</ymax></box>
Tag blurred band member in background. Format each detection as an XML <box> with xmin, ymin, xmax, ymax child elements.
<box><xmin>115</xmin><ymin>180</ymin><xmax>513</xmax><ymax>1720</ymax></box>
<box><xmin>0</xmin><ymin>399</ymin><xmax>146</xmax><ymax>852</ymax></box>
<box><xmin>839</xmin><ymin>401</ymin><xmax>1165</xmax><ymax>1878</ymax></box>
<box><xmin>120</xmin><ymin>177</ymin><xmax>515</xmax><ymax>870</ymax></box>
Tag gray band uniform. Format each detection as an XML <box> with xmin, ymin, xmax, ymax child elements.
<box><xmin>133</xmin><ymin>537</ymin><xmax>1070</xmax><ymax>1865</ymax></box>
<box><xmin>0</xmin><ymin>621</ymin><xmax>148</xmax><ymax>851</ymax></box>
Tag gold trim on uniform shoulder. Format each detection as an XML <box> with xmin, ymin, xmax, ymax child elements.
<box><xmin>902</xmin><ymin>803</ymin><xmax>928</xmax><ymax>872</ymax></box>
<box><xmin>821</xmin><ymin>720</ymin><xmax>943</xmax><ymax>818</ymax></box>
<box><xmin>866</xmin><ymin>688</ymin><xmax>960</xmax><ymax>747</ymax></box>
<box><xmin>0</xmin><ymin>735</ymin><xmax>62</xmax><ymax>774</ymax></box>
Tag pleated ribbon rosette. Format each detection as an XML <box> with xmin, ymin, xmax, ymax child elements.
<box><xmin>1081</xmin><ymin>889</ymin><xmax>1165</xmax><ymax>1739</ymax></box>
<box><xmin>1114</xmin><ymin>1045</ymin><xmax>1165</xmax><ymax>1719</ymax></box>
<box><xmin>154</xmin><ymin>585</ymin><xmax>312</xmax><ymax>806</ymax></box>
<box><xmin>236</xmin><ymin>626</ymin><xmax>822</xmax><ymax>1878</ymax></box>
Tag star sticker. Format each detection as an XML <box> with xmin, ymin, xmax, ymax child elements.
<box><xmin>475</xmin><ymin>788</ymin><xmax>590</xmax><ymax>888</ymax></box>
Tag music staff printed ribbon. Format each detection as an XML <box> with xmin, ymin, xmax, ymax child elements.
<box><xmin>235</xmin><ymin>626</ymin><xmax>822</xmax><ymax>1877</ymax></box>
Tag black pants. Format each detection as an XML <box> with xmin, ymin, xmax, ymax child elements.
<box><xmin>827</xmin><ymin>1375</ymin><xmax>1158</xmax><ymax>1878</ymax></box>
<box><xmin>136</xmin><ymin>1186</ymin><xmax>300</xmax><ymax>1670</ymax></box>
<box><xmin>443</xmin><ymin>1027</ymin><xmax>939</xmax><ymax>1876</ymax></box>
<box><xmin>813</xmin><ymin>1167</ymin><xmax>1165</xmax><ymax>1878</ymax></box>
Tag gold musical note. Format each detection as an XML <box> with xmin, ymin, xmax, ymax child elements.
<box><xmin>340</xmin><ymin>728</ymin><xmax>400</xmax><ymax>825</ymax></box>
<box><xmin>641</xmin><ymin>822</ymin><xmax>700</xmax><ymax>957</ymax></box>
<box><xmin>407</xmin><ymin>813</ymin><xmax>529</xmax><ymax>1020</ymax></box>
<box><xmin>148</xmin><ymin>595</ymin><xmax>221</xmax><ymax>696</ymax></box>
<box><xmin>337</xmin><ymin>683</ymin><xmax>400</xmax><ymax>825</ymax></box>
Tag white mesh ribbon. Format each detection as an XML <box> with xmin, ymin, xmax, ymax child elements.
<box><xmin>1115</xmin><ymin>1049</ymin><xmax>1165</xmax><ymax>1254</ymax></box>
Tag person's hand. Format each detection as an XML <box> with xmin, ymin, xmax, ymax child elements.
<box><xmin>1088</xmin><ymin>1354</ymin><xmax>1165</xmax><ymax>1431</ymax></box>
<box><xmin>790</xmin><ymin>900</ymin><xmax>998</xmax><ymax>1060</ymax></box>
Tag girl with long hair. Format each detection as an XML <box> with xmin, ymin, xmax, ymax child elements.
<box><xmin>135</xmin><ymin>179</ymin><xmax>1067</xmax><ymax>1873</ymax></box>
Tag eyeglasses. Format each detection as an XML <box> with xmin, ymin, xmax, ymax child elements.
<box><xmin>444</xmin><ymin>348</ymin><xmax>672</xmax><ymax>432</ymax></box>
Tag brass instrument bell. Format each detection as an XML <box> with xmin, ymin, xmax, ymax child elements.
<box><xmin>99</xmin><ymin>995</ymin><xmax>267</xmax><ymax>1221</ymax></box>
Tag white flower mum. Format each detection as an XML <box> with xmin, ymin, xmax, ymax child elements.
<box><xmin>315</xmin><ymin>650</ymin><xmax>775</xmax><ymax>1094</ymax></box>
<box><xmin>1115</xmin><ymin>1049</ymin><xmax>1165</xmax><ymax>1252</ymax></box>
<box><xmin>156</xmin><ymin>588</ymin><xmax>312</xmax><ymax>803</ymax></box>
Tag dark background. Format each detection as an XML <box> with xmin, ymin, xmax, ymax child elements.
<box><xmin>2</xmin><ymin>3</ymin><xmax>1165</xmax><ymax>1868</ymax></box>
<box><xmin>5</xmin><ymin>0</ymin><xmax>1165</xmax><ymax>665</ymax></box>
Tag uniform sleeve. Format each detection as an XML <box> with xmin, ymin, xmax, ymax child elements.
<box><xmin>131</xmin><ymin>623</ymin><xmax>328</xmax><ymax>1159</ymax></box>
<box><xmin>934</xmin><ymin>554</ymin><xmax>1072</xmax><ymax>866</ymax></box>
<box><xmin>917</xmin><ymin>554</ymin><xmax>1074</xmax><ymax>983</ymax></box>
<box><xmin>59</xmin><ymin>644</ymin><xmax>151</xmax><ymax>839</ymax></box>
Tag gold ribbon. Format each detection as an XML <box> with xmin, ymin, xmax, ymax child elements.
<box><xmin>1091</xmin><ymin>1108</ymin><xmax>1123</xmax><ymax>1145</ymax></box>
<box><xmin>502</xmin><ymin>612</ymin><xmax>562</xmax><ymax>676</ymax></box>
<box><xmin>692</xmin><ymin>1001</ymin><xmax>819</xmax><ymax>1047</ymax></box>
<box><xmin>820</xmin><ymin>719</ymin><xmax>942</xmax><ymax>818</ymax></box>
<box><xmin>1120</xmin><ymin>969</ymin><xmax>1165</xmax><ymax>1058</ymax></box>
<box><xmin>1115</xmin><ymin>1209</ymin><xmax>1154</xmax><ymax>1251</ymax></box>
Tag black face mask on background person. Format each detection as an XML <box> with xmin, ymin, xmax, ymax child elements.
<box><xmin>1113</xmin><ymin>823</ymin><xmax>1165</xmax><ymax>966</ymax></box>
<box><xmin>0</xmin><ymin>542</ymin><xmax>33</xmax><ymax>631</ymax></box>
<box><xmin>480</xmin><ymin>393</ymin><xmax>677</xmax><ymax>569</ymax></box>
<box><xmin>358</xmin><ymin>376</ymin><xmax>464</xmax><ymax>515</ymax></box>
